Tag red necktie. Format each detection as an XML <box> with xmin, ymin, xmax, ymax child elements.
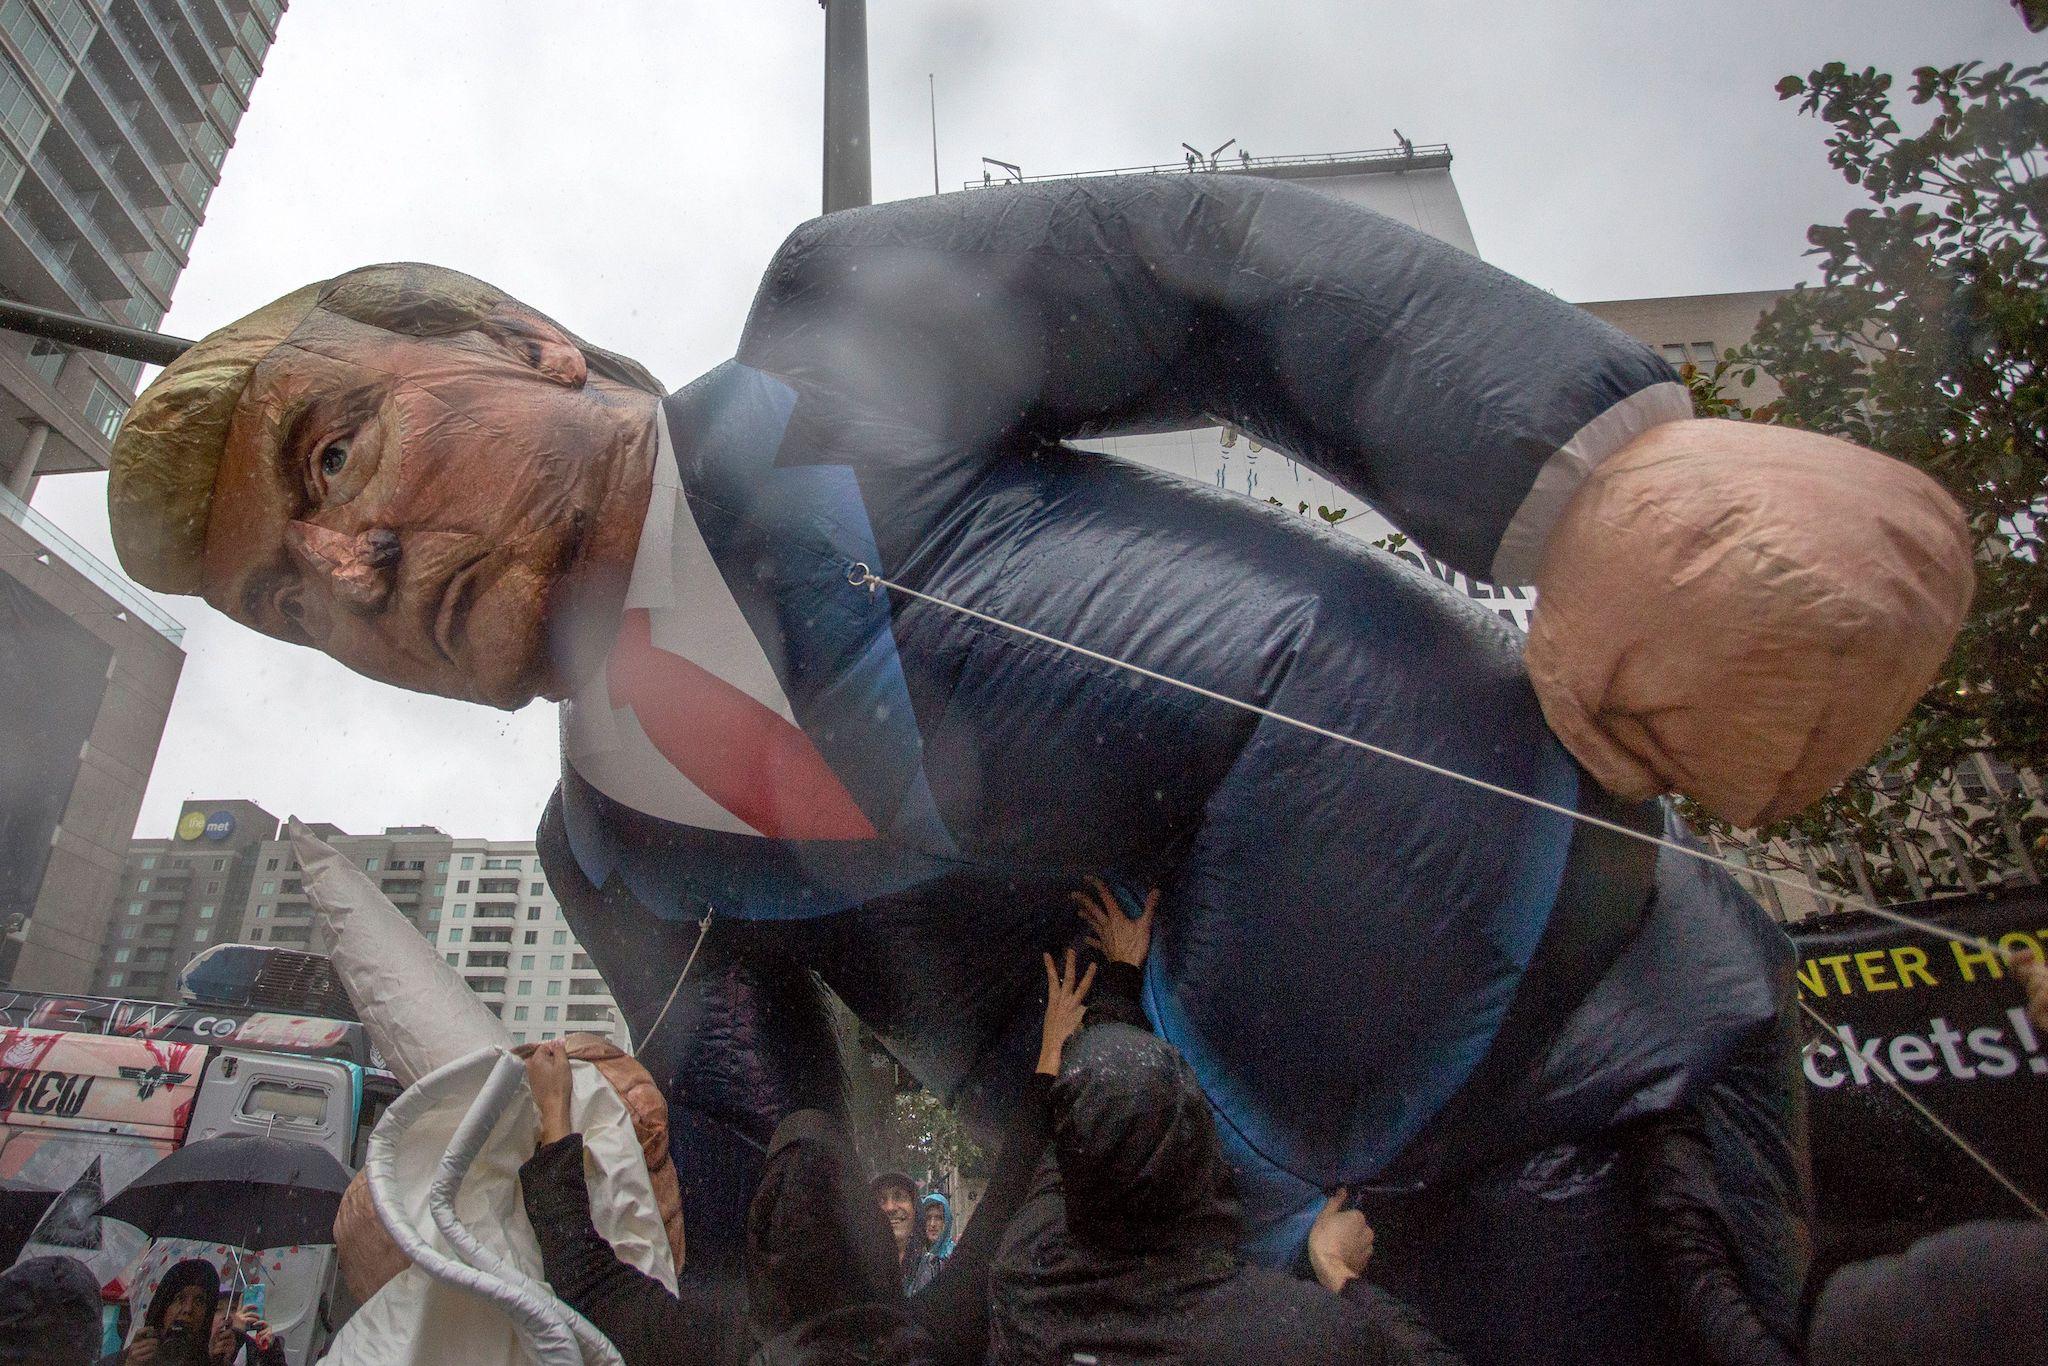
<box><xmin>606</xmin><ymin>608</ymin><xmax>878</xmax><ymax>841</ymax></box>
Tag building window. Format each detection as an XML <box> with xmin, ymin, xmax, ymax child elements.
<box><xmin>431</xmin><ymin>883</ymin><xmax>444</xmax><ymax>896</ymax></box>
<box><xmin>141</xmin><ymin>855</ymin><xmax>157</xmax><ymax>869</ymax></box>
<box><xmin>545</xmin><ymin>981</ymin><xmax>562</xmax><ymax>997</ymax></box>
<box><xmin>551</xmin><ymin>931</ymin><xmax>567</xmax><ymax>946</ymax></box>
<box><xmin>84</xmin><ymin>381</ymin><xmax>127</xmax><ymax>442</ymax></box>
<box><xmin>526</xmin><ymin>906</ymin><xmax>541</xmax><ymax>920</ymax></box>
<box><xmin>212</xmin><ymin>858</ymin><xmax>225</xmax><ymax>871</ymax></box>
<box><xmin>548</xmin><ymin>955</ymin><xmax>564</xmax><ymax>971</ymax></box>
<box><xmin>114</xmin><ymin>948</ymin><xmax>129</xmax><ymax>963</ymax></box>
<box><xmin>445</xmin><ymin>954</ymin><xmax>458</xmax><ymax>966</ymax></box>
<box><xmin>199</xmin><ymin>906</ymin><xmax>214</xmax><ymax>919</ymax></box>
<box><xmin>449</xmin><ymin>927</ymin><xmax>466</xmax><ymax>943</ymax></box>
<box><xmin>516</xmin><ymin>981</ymin><xmax>532</xmax><ymax>997</ymax></box>
<box><xmin>135</xmin><ymin>878</ymin><xmax>150</xmax><ymax>893</ymax></box>
<box><xmin>205</xmin><ymin>881</ymin><xmax>220</xmax><ymax>893</ymax></box>
<box><xmin>193</xmin><ymin>927</ymin><xmax>206</xmax><ymax>941</ymax></box>
<box><xmin>461</xmin><ymin>857</ymin><xmax>474</xmax><ymax>870</ymax></box>
<box><xmin>42</xmin><ymin>0</ymin><xmax>91</xmax><ymax>54</ymax></box>
<box><xmin>436</xmin><ymin>859</ymin><xmax>448</xmax><ymax>872</ymax></box>
<box><xmin>120</xmin><ymin>926</ymin><xmax>135</xmax><ymax>939</ymax></box>
<box><xmin>457</xmin><ymin>880</ymin><xmax>470</xmax><ymax>893</ymax></box>
<box><xmin>513</xmin><ymin>1006</ymin><xmax>529</xmax><ymax>1021</ymax></box>
<box><xmin>529</xmin><ymin>882</ymin><xmax>544</xmax><ymax>896</ymax></box>
<box><xmin>261</xmin><ymin>881</ymin><xmax>275</xmax><ymax>894</ymax></box>
<box><xmin>366</xmin><ymin>857</ymin><xmax>380</xmax><ymax>871</ymax></box>
<box><xmin>127</xmin><ymin>902</ymin><xmax>143</xmax><ymax>915</ymax></box>
<box><xmin>510</xmin><ymin>1032</ymin><xmax>526</xmax><ymax>1044</ymax></box>
<box><xmin>107</xmin><ymin>972</ymin><xmax>122</xmax><ymax>987</ymax></box>
<box><xmin>522</xmin><ymin>930</ymin><xmax>538</xmax><ymax>945</ymax></box>
<box><xmin>266</xmin><ymin>858</ymin><xmax>279</xmax><ymax>871</ymax></box>
<box><xmin>544</xmin><ymin>1006</ymin><xmax>560</xmax><ymax>1022</ymax></box>
<box><xmin>453</xmin><ymin>905</ymin><xmax>466</xmax><ymax>918</ymax></box>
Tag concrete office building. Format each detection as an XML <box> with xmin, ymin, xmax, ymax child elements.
<box><xmin>1</xmin><ymin>492</ymin><xmax>183</xmax><ymax>990</ymax></box>
<box><xmin>0</xmin><ymin>0</ymin><xmax>285</xmax><ymax>990</ymax></box>
<box><xmin>91</xmin><ymin>795</ymin><xmax>274</xmax><ymax>998</ymax></box>
<box><xmin>232</xmin><ymin>825</ymin><xmax>628</xmax><ymax>1048</ymax></box>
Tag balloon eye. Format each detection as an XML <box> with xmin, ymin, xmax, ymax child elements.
<box><xmin>319</xmin><ymin>439</ymin><xmax>351</xmax><ymax>478</ymax></box>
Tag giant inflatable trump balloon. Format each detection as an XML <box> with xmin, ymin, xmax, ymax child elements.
<box><xmin>107</xmin><ymin>175</ymin><xmax>1972</xmax><ymax>1361</ymax></box>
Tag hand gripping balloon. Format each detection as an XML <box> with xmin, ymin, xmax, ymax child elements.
<box><xmin>108</xmin><ymin>176</ymin><xmax>1969</xmax><ymax>1361</ymax></box>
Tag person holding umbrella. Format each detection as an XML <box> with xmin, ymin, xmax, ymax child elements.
<box><xmin>98</xmin><ymin>1134</ymin><xmax>350</xmax><ymax>1365</ymax></box>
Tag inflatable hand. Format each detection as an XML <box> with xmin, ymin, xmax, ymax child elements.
<box><xmin>1526</xmin><ymin>419</ymin><xmax>1974</xmax><ymax>827</ymax></box>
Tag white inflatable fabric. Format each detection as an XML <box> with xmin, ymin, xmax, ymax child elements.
<box><xmin>324</xmin><ymin>1046</ymin><xmax>676</xmax><ymax>1366</ymax></box>
<box><xmin>288</xmin><ymin>819</ymin><xmax>511</xmax><ymax>1084</ymax></box>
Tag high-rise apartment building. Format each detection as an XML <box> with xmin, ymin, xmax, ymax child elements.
<box><xmin>240</xmin><ymin>823</ymin><xmax>454</xmax><ymax>947</ymax></box>
<box><xmin>1</xmin><ymin>1</ymin><xmax>285</xmax><ymax>991</ymax></box>
<box><xmin>431</xmin><ymin>839</ymin><xmax>627</xmax><ymax>1048</ymax></box>
<box><xmin>92</xmin><ymin>795</ymin><xmax>275</xmax><ymax>998</ymax></box>
<box><xmin>0</xmin><ymin>0</ymin><xmax>285</xmax><ymax>496</ymax></box>
<box><xmin>230</xmin><ymin>824</ymin><xmax>628</xmax><ymax>1049</ymax></box>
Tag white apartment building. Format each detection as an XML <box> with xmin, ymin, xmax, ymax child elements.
<box><xmin>236</xmin><ymin>824</ymin><xmax>627</xmax><ymax>1049</ymax></box>
<box><xmin>433</xmin><ymin>838</ymin><xmax>627</xmax><ymax>1049</ymax></box>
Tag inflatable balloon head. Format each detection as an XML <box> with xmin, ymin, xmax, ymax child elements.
<box><xmin>109</xmin><ymin>264</ymin><xmax>665</xmax><ymax>709</ymax></box>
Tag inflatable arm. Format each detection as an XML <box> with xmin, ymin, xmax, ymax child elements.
<box><xmin>737</xmin><ymin>172</ymin><xmax>1685</xmax><ymax>585</ymax></box>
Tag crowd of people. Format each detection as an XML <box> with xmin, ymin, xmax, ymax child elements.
<box><xmin>514</xmin><ymin>879</ymin><xmax>1462</xmax><ymax>1365</ymax></box>
<box><xmin>5</xmin><ymin>890</ymin><xmax>2047</xmax><ymax>1364</ymax></box>
<box><xmin>0</xmin><ymin>1252</ymin><xmax>285</xmax><ymax>1366</ymax></box>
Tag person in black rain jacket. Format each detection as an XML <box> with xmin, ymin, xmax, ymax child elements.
<box><xmin>986</xmin><ymin>884</ymin><xmax>1461</xmax><ymax>1366</ymax></box>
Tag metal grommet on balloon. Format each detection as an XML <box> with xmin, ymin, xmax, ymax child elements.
<box><xmin>847</xmin><ymin>561</ymin><xmax>878</xmax><ymax>594</ymax></box>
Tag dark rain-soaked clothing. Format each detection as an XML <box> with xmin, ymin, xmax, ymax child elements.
<box><xmin>535</xmin><ymin>171</ymin><xmax>1808</xmax><ymax>1360</ymax></box>
<box><xmin>522</xmin><ymin>1074</ymin><xmax>1054</xmax><ymax>1366</ymax></box>
<box><xmin>0</xmin><ymin>1256</ymin><xmax>101</xmax><ymax>1366</ymax></box>
<box><xmin>989</xmin><ymin>1023</ymin><xmax>1462</xmax><ymax>1366</ymax></box>
<box><xmin>1807</xmin><ymin>1219</ymin><xmax>2048</xmax><ymax>1366</ymax></box>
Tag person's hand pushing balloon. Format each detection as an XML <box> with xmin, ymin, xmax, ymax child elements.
<box><xmin>1038</xmin><ymin>949</ymin><xmax>1097</xmax><ymax>1076</ymax></box>
<box><xmin>1308</xmin><ymin>1186</ymin><xmax>1376</xmax><ymax>1295</ymax></box>
<box><xmin>1074</xmin><ymin>879</ymin><xmax>1158</xmax><ymax>968</ymax></box>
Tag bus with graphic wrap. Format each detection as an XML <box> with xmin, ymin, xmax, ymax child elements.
<box><xmin>0</xmin><ymin>948</ymin><xmax>397</xmax><ymax>1361</ymax></box>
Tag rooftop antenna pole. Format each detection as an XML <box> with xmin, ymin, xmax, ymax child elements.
<box><xmin>929</xmin><ymin>72</ymin><xmax>940</xmax><ymax>196</ymax></box>
<box><xmin>820</xmin><ymin>0</ymin><xmax>871</xmax><ymax>213</ymax></box>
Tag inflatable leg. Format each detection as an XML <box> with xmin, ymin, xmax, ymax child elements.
<box><xmin>537</xmin><ymin>796</ymin><xmax>847</xmax><ymax>1278</ymax></box>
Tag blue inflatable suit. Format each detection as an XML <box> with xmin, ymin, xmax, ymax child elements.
<box><xmin>533</xmin><ymin>174</ymin><xmax>1807</xmax><ymax>1363</ymax></box>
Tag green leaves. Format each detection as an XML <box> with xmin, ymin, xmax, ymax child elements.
<box><xmin>1693</xmin><ymin>59</ymin><xmax>2048</xmax><ymax>900</ymax></box>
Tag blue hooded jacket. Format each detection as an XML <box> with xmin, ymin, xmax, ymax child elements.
<box><xmin>917</xmin><ymin>1193</ymin><xmax>955</xmax><ymax>1261</ymax></box>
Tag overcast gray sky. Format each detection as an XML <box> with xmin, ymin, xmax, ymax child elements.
<box><xmin>28</xmin><ymin>0</ymin><xmax>2044</xmax><ymax>841</ymax></box>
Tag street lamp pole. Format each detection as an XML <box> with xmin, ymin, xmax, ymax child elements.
<box><xmin>820</xmin><ymin>0</ymin><xmax>871</xmax><ymax>214</ymax></box>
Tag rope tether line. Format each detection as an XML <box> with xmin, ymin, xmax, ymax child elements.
<box><xmin>846</xmin><ymin>562</ymin><xmax>1997</xmax><ymax>953</ymax></box>
<box><xmin>844</xmin><ymin>561</ymin><xmax>2048</xmax><ymax>1222</ymax></box>
<box><xmin>1797</xmin><ymin>998</ymin><xmax>2048</xmax><ymax>1222</ymax></box>
<box><xmin>634</xmin><ymin>909</ymin><xmax>715</xmax><ymax>1062</ymax></box>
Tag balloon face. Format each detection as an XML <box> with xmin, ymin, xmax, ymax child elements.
<box><xmin>196</xmin><ymin>309</ymin><xmax>654</xmax><ymax>710</ymax></box>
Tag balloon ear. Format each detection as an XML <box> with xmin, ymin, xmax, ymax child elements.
<box><xmin>479</xmin><ymin>306</ymin><xmax>587</xmax><ymax>388</ymax></box>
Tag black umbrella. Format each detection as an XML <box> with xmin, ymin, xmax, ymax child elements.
<box><xmin>0</xmin><ymin>1176</ymin><xmax>59</xmax><ymax>1266</ymax></box>
<box><xmin>95</xmin><ymin>1134</ymin><xmax>351</xmax><ymax>1251</ymax></box>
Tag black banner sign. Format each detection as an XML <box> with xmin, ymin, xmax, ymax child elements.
<box><xmin>1789</xmin><ymin>885</ymin><xmax>2048</xmax><ymax>1278</ymax></box>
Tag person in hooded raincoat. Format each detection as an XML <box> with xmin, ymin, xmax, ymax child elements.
<box><xmin>126</xmin><ymin>1259</ymin><xmax>218</xmax><ymax>1366</ymax></box>
<box><xmin>0</xmin><ymin>1256</ymin><xmax>102</xmax><ymax>1366</ymax></box>
<box><xmin>910</xmin><ymin>1194</ymin><xmax>955</xmax><ymax>1292</ymax></box>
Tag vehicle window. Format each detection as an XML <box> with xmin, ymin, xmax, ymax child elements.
<box><xmin>241</xmin><ymin>1079</ymin><xmax>329</xmax><ymax>1125</ymax></box>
